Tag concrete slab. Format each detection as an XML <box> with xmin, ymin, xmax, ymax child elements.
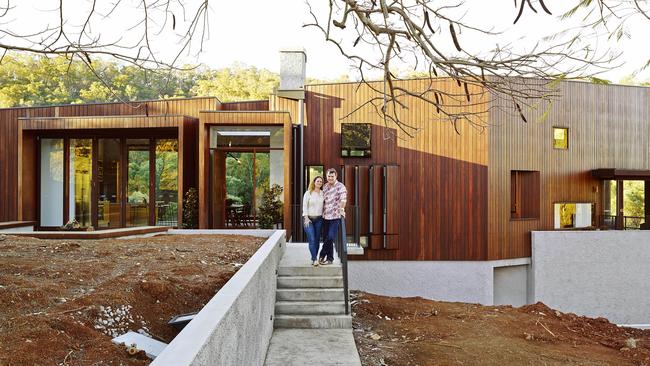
<box><xmin>7</xmin><ymin>226</ymin><xmax>169</xmax><ymax>239</ymax></box>
<box><xmin>264</xmin><ymin>329</ymin><xmax>361</xmax><ymax>366</ymax></box>
<box><xmin>281</xmin><ymin>242</ymin><xmax>341</xmax><ymax>268</ymax></box>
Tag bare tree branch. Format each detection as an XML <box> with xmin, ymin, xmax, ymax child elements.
<box><xmin>305</xmin><ymin>0</ymin><xmax>621</xmax><ymax>136</ymax></box>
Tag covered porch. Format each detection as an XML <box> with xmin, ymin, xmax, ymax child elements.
<box><xmin>18</xmin><ymin>115</ymin><xmax>198</xmax><ymax>230</ymax></box>
<box><xmin>592</xmin><ymin>169</ymin><xmax>650</xmax><ymax>230</ymax></box>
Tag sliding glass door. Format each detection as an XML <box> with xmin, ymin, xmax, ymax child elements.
<box><xmin>126</xmin><ymin>139</ymin><xmax>150</xmax><ymax>227</ymax></box>
<box><xmin>40</xmin><ymin>139</ymin><xmax>64</xmax><ymax>227</ymax></box>
<box><xmin>155</xmin><ymin>140</ymin><xmax>178</xmax><ymax>226</ymax></box>
<box><xmin>68</xmin><ymin>139</ymin><xmax>92</xmax><ymax>227</ymax></box>
<box><xmin>97</xmin><ymin>139</ymin><xmax>121</xmax><ymax>229</ymax></box>
<box><xmin>38</xmin><ymin>136</ymin><xmax>179</xmax><ymax>230</ymax></box>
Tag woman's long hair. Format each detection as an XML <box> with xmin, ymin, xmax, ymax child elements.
<box><xmin>309</xmin><ymin>176</ymin><xmax>324</xmax><ymax>193</ymax></box>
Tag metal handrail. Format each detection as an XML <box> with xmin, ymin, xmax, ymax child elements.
<box><xmin>337</xmin><ymin>216</ymin><xmax>350</xmax><ymax>315</ymax></box>
<box><xmin>599</xmin><ymin>214</ymin><xmax>647</xmax><ymax>230</ymax></box>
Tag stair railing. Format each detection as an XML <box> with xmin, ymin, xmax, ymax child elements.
<box><xmin>336</xmin><ymin>217</ymin><xmax>350</xmax><ymax>315</ymax></box>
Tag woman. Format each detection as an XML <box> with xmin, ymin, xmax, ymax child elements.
<box><xmin>302</xmin><ymin>176</ymin><xmax>324</xmax><ymax>266</ymax></box>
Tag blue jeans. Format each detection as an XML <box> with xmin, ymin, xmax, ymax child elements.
<box><xmin>304</xmin><ymin>216</ymin><xmax>323</xmax><ymax>261</ymax></box>
<box><xmin>320</xmin><ymin>218</ymin><xmax>340</xmax><ymax>262</ymax></box>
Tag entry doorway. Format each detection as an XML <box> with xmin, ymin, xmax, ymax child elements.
<box><xmin>602</xmin><ymin>179</ymin><xmax>646</xmax><ymax>229</ymax></box>
<box><xmin>217</xmin><ymin>150</ymin><xmax>270</xmax><ymax>228</ymax></box>
<box><xmin>209</xmin><ymin>125</ymin><xmax>285</xmax><ymax>229</ymax></box>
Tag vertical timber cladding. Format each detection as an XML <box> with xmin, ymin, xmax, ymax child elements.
<box><xmin>298</xmin><ymin>79</ymin><xmax>489</xmax><ymax>261</ymax></box>
<box><xmin>0</xmin><ymin>97</ymin><xmax>218</xmax><ymax>222</ymax></box>
<box><xmin>487</xmin><ymin>81</ymin><xmax>650</xmax><ymax>260</ymax></box>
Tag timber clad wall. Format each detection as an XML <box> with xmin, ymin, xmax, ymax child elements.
<box><xmin>2</xmin><ymin>81</ymin><xmax>650</xmax><ymax>262</ymax></box>
<box><xmin>299</xmin><ymin>79</ymin><xmax>490</xmax><ymax>261</ymax></box>
<box><xmin>0</xmin><ymin>97</ymin><xmax>218</xmax><ymax>222</ymax></box>
<box><xmin>488</xmin><ymin>81</ymin><xmax>650</xmax><ymax>260</ymax></box>
<box><xmin>220</xmin><ymin>100</ymin><xmax>269</xmax><ymax>111</ymax></box>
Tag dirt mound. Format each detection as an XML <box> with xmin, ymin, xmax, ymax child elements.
<box><xmin>352</xmin><ymin>292</ymin><xmax>650</xmax><ymax>366</ymax></box>
<box><xmin>0</xmin><ymin>234</ymin><xmax>265</xmax><ymax>366</ymax></box>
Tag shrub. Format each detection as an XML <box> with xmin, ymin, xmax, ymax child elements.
<box><xmin>182</xmin><ymin>187</ymin><xmax>199</xmax><ymax>229</ymax></box>
<box><xmin>258</xmin><ymin>184</ymin><xmax>283</xmax><ymax>229</ymax></box>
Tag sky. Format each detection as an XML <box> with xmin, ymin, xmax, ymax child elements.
<box><xmin>5</xmin><ymin>0</ymin><xmax>650</xmax><ymax>83</ymax></box>
<box><xmin>197</xmin><ymin>0</ymin><xmax>650</xmax><ymax>83</ymax></box>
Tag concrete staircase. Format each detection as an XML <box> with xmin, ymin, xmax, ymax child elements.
<box><xmin>273</xmin><ymin>243</ymin><xmax>351</xmax><ymax>329</ymax></box>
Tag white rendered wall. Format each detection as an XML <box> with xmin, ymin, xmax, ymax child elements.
<box><xmin>349</xmin><ymin>258</ymin><xmax>530</xmax><ymax>305</ymax></box>
<box><xmin>270</xmin><ymin>150</ymin><xmax>284</xmax><ymax>200</ymax></box>
<box><xmin>532</xmin><ymin>231</ymin><xmax>650</xmax><ymax>326</ymax></box>
<box><xmin>493</xmin><ymin>265</ymin><xmax>528</xmax><ymax>306</ymax></box>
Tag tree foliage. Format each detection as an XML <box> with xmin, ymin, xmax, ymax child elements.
<box><xmin>191</xmin><ymin>63</ymin><xmax>280</xmax><ymax>102</ymax></box>
<box><xmin>0</xmin><ymin>54</ymin><xmax>285</xmax><ymax>107</ymax></box>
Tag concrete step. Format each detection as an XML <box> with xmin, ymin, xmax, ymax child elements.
<box><xmin>278</xmin><ymin>265</ymin><xmax>342</xmax><ymax>277</ymax></box>
<box><xmin>276</xmin><ymin>288</ymin><xmax>344</xmax><ymax>302</ymax></box>
<box><xmin>275</xmin><ymin>301</ymin><xmax>346</xmax><ymax>315</ymax></box>
<box><xmin>274</xmin><ymin>314</ymin><xmax>352</xmax><ymax>329</ymax></box>
<box><xmin>277</xmin><ymin>276</ymin><xmax>343</xmax><ymax>289</ymax></box>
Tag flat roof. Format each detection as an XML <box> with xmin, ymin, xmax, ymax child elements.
<box><xmin>592</xmin><ymin>169</ymin><xmax>650</xmax><ymax>180</ymax></box>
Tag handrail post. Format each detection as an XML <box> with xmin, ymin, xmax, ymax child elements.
<box><xmin>339</xmin><ymin>217</ymin><xmax>349</xmax><ymax>315</ymax></box>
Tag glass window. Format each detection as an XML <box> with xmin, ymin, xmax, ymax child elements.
<box><xmin>155</xmin><ymin>139</ymin><xmax>178</xmax><ymax>226</ymax></box>
<box><xmin>305</xmin><ymin>165</ymin><xmax>324</xmax><ymax>187</ymax></box>
<box><xmin>69</xmin><ymin>139</ymin><xmax>92</xmax><ymax>227</ymax></box>
<box><xmin>623</xmin><ymin>180</ymin><xmax>645</xmax><ymax>229</ymax></box>
<box><xmin>554</xmin><ymin>203</ymin><xmax>593</xmax><ymax>229</ymax></box>
<box><xmin>210</xmin><ymin>126</ymin><xmax>283</xmax><ymax>148</ymax></box>
<box><xmin>40</xmin><ymin>139</ymin><xmax>64</xmax><ymax>227</ymax></box>
<box><xmin>553</xmin><ymin>127</ymin><xmax>568</xmax><ymax>149</ymax></box>
<box><xmin>97</xmin><ymin>139</ymin><xmax>121</xmax><ymax>229</ymax></box>
<box><xmin>341</xmin><ymin>123</ymin><xmax>371</xmax><ymax>157</ymax></box>
<box><xmin>127</xmin><ymin>139</ymin><xmax>150</xmax><ymax>227</ymax></box>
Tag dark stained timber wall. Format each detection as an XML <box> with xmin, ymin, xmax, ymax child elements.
<box><xmin>0</xmin><ymin>97</ymin><xmax>218</xmax><ymax>222</ymax></box>
<box><xmin>300</xmin><ymin>80</ymin><xmax>490</xmax><ymax>261</ymax></box>
<box><xmin>488</xmin><ymin>81</ymin><xmax>650</xmax><ymax>260</ymax></box>
<box><xmin>220</xmin><ymin>100</ymin><xmax>269</xmax><ymax>111</ymax></box>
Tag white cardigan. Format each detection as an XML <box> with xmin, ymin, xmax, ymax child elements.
<box><xmin>302</xmin><ymin>190</ymin><xmax>324</xmax><ymax>217</ymax></box>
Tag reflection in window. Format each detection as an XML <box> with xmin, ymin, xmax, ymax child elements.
<box><xmin>40</xmin><ymin>139</ymin><xmax>64</xmax><ymax>227</ymax></box>
<box><xmin>305</xmin><ymin>165</ymin><xmax>324</xmax><ymax>187</ymax></box>
<box><xmin>553</xmin><ymin>127</ymin><xmax>568</xmax><ymax>149</ymax></box>
<box><xmin>554</xmin><ymin>203</ymin><xmax>593</xmax><ymax>229</ymax></box>
<box><xmin>127</xmin><ymin>139</ymin><xmax>150</xmax><ymax>227</ymax></box>
<box><xmin>623</xmin><ymin>180</ymin><xmax>645</xmax><ymax>229</ymax></box>
<box><xmin>341</xmin><ymin>123</ymin><xmax>371</xmax><ymax>157</ymax></box>
<box><xmin>97</xmin><ymin>139</ymin><xmax>121</xmax><ymax>229</ymax></box>
<box><xmin>155</xmin><ymin>139</ymin><xmax>178</xmax><ymax>226</ymax></box>
<box><xmin>69</xmin><ymin>139</ymin><xmax>92</xmax><ymax>227</ymax></box>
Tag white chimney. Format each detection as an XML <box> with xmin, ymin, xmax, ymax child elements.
<box><xmin>278</xmin><ymin>48</ymin><xmax>306</xmax><ymax>100</ymax></box>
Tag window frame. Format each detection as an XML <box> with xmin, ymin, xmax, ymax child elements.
<box><xmin>340</xmin><ymin>123</ymin><xmax>372</xmax><ymax>158</ymax></box>
<box><xmin>552</xmin><ymin>126</ymin><xmax>569</xmax><ymax>150</ymax></box>
<box><xmin>553</xmin><ymin>202</ymin><xmax>594</xmax><ymax>229</ymax></box>
<box><xmin>510</xmin><ymin>170</ymin><xmax>541</xmax><ymax>221</ymax></box>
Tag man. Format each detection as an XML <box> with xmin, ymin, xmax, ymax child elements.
<box><xmin>319</xmin><ymin>168</ymin><xmax>347</xmax><ymax>265</ymax></box>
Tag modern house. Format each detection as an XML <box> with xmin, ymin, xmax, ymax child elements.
<box><xmin>1</xmin><ymin>50</ymin><xmax>649</xmax><ymax>311</ymax></box>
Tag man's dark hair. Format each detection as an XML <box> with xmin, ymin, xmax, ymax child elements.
<box><xmin>326</xmin><ymin>168</ymin><xmax>337</xmax><ymax>176</ymax></box>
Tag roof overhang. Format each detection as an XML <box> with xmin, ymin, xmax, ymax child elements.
<box><xmin>19</xmin><ymin>115</ymin><xmax>196</xmax><ymax>130</ymax></box>
<box><xmin>592</xmin><ymin>169</ymin><xmax>650</xmax><ymax>180</ymax></box>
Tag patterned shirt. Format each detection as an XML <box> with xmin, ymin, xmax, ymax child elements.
<box><xmin>323</xmin><ymin>180</ymin><xmax>347</xmax><ymax>220</ymax></box>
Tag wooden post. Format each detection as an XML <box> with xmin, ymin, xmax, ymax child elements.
<box><xmin>616</xmin><ymin>180</ymin><xmax>624</xmax><ymax>230</ymax></box>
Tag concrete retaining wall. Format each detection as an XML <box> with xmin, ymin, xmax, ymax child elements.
<box><xmin>152</xmin><ymin>230</ymin><xmax>285</xmax><ymax>366</ymax></box>
<box><xmin>532</xmin><ymin>231</ymin><xmax>650</xmax><ymax>326</ymax></box>
<box><xmin>349</xmin><ymin>258</ymin><xmax>530</xmax><ymax>305</ymax></box>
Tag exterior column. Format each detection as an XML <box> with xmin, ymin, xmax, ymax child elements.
<box><xmin>616</xmin><ymin>180</ymin><xmax>624</xmax><ymax>230</ymax></box>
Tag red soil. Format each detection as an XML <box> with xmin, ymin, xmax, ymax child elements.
<box><xmin>352</xmin><ymin>292</ymin><xmax>650</xmax><ymax>366</ymax></box>
<box><xmin>0</xmin><ymin>234</ymin><xmax>265</xmax><ymax>366</ymax></box>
